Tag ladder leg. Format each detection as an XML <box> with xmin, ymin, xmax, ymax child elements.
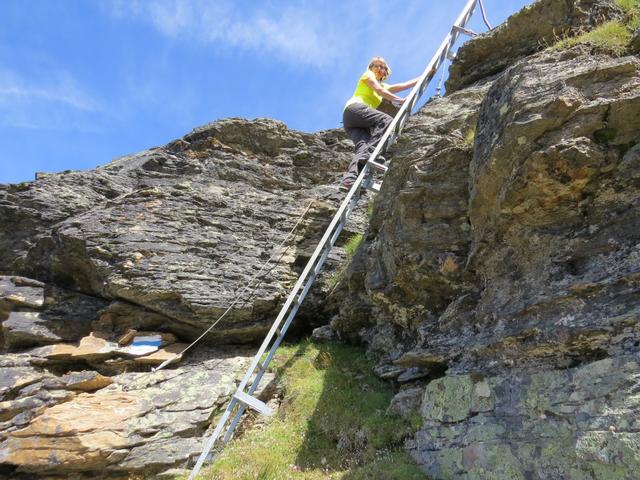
<box><xmin>223</xmin><ymin>403</ymin><xmax>247</xmax><ymax>444</ymax></box>
<box><xmin>188</xmin><ymin>397</ymin><xmax>238</xmax><ymax>480</ymax></box>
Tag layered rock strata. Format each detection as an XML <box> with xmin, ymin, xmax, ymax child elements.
<box><xmin>1</xmin><ymin>118</ymin><xmax>358</xmax><ymax>342</ymax></box>
<box><xmin>0</xmin><ymin>118</ymin><xmax>363</xmax><ymax>476</ymax></box>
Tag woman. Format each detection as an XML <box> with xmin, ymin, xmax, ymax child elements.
<box><xmin>341</xmin><ymin>56</ymin><xmax>419</xmax><ymax>190</ymax></box>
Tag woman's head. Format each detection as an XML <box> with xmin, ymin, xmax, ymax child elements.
<box><xmin>368</xmin><ymin>56</ymin><xmax>391</xmax><ymax>81</ymax></box>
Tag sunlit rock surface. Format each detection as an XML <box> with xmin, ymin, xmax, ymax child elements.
<box><xmin>0</xmin><ymin>117</ymin><xmax>365</xmax><ymax>477</ymax></box>
<box><xmin>2</xmin><ymin>0</ymin><xmax>640</xmax><ymax>477</ymax></box>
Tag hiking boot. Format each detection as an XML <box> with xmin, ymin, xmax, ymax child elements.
<box><xmin>339</xmin><ymin>180</ymin><xmax>354</xmax><ymax>192</ymax></box>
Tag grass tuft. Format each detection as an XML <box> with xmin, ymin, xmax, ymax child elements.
<box><xmin>324</xmin><ymin>233</ymin><xmax>364</xmax><ymax>290</ymax></box>
<box><xmin>552</xmin><ymin>21</ymin><xmax>632</xmax><ymax>55</ymax></box>
<box><xmin>344</xmin><ymin>233</ymin><xmax>363</xmax><ymax>258</ymax></box>
<box><xmin>463</xmin><ymin>127</ymin><xmax>476</xmax><ymax>148</ymax></box>
<box><xmin>193</xmin><ymin>341</ymin><xmax>424</xmax><ymax>479</ymax></box>
<box><xmin>615</xmin><ymin>0</ymin><xmax>640</xmax><ymax>13</ymax></box>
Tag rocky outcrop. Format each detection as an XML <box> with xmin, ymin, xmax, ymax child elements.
<box><xmin>446</xmin><ymin>0</ymin><xmax>623</xmax><ymax>93</ymax></box>
<box><xmin>0</xmin><ymin>118</ymin><xmax>363</xmax><ymax>476</ymax></box>
<box><xmin>0</xmin><ymin>346</ymin><xmax>256</xmax><ymax>477</ymax></box>
<box><xmin>334</xmin><ymin>1</ymin><xmax>640</xmax><ymax>477</ymax></box>
<box><xmin>3</xmin><ymin>1</ymin><xmax>639</xmax><ymax>477</ymax></box>
<box><xmin>407</xmin><ymin>356</ymin><xmax>640</xmax><ymax>478</ymax></box>
<box><xmin>1</xmin><ymin>118</ymin><xmax>359</xmax><ymax>342</ymax></box>
<box><xmin>333</xmin><ymin>78</ymin><xmax>490</xmax><ymax>350</ymax></box>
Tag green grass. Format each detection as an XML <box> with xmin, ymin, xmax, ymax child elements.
<box><xmin>344</xmin><ymin>233</ymin><xmax>363</xmax><ymax>258</ymax></box>
<box><xmin>323</xmin><ymin>233</ymin><xmax>364</xmax><ymax>290</ymax></box>
<box><xmin>194</xmin><ymin>341</ymin><xmax>424</xmax><ymax>480</ymax></box>
<box><xmin>553</xmin><ymin>20</ymin><xmax>633</xmax><ymax>55</ymax></box>
<box><xmin>551</xmin><ymin>1</ymin><xmax>640</xmax><ymax>56</ymax></box>
<box><xmin>366</xmin><ymin>201</ymin><xmax>374</xmax><ymax>219</ymax></box>
<box><xmin>618</xmin><ymin>0</ymin><xmax>640</xmax><ymax>29</ymax></box>
<box><xmin>463</xmin><ymin>127</ymin><xmax>476</xmax><ymax>148</ymax></box>
<box><xmin>615</xmin><ymin>0</ymin><xmax>640</xmax><ymax>13</ymax></box>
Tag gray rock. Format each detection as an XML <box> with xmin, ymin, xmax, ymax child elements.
<box><xmin>0</xmin><ymin>276</ymin><xmax>44</xmax><ymax>311</ymax></box>
<box><xmin>409</xmin><ymin>357</ymin><xmax>640</xmax><ymax>478</ymax></box>
<box><xmin>3</xmin><ymin>311</ymin><xmax>62</xmax><ymax>350</ymax></box>
<box><xmin>388</xmin><ymin>387</ymin><xmax>423</xmax><ymax>419</ymax></box>
<box><xmin>446</xmin><ymin>0</ymin><xmax>624</xmax><ymax>93</ymax></box>
<box><xmin>373</xmin><ymin>363</ymin><xmax>405</xmax><ymax>380</ymax></box>
<box><xmin>0</xmin><ymin>346</ymin><xmax>253</xmax><ymax>475</ymax></box>
<box><xmin>397</xmin><ymin>367</ymin><xmax>429</xmax><ymax>383</ymax></box>
<box><xmin>61</xmin><ymin>371</ymin><xmax>113</xmax><ymax>392</ymax></box>
<box><xmin>334</xmin><ymin>7</ymin><xmax>640</xmax><ymax>478</ymax></box>
<box><xmin>311</xmin><ymin>324</ymin><xmax>338</xmax><ymax>342</ymax></box>
<box><xmin>630</xmin><ymin>28</ymin><xmax>640</xmax><ymax>54</ymax></box>
<box><xmin>337</xmin><ymin>47</ymin><xmax>640</xmax><ymax>374</ymax></box>
<box><xmin>1</xmin><ymin>118</ymin><xmax>360</xmax><ymax>344</ymax></box>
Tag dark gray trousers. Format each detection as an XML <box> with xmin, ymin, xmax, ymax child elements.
<box><xmin>342</xmin><ymin>102</ymin><xmax>393</xmax><ymax>184</ymax></box>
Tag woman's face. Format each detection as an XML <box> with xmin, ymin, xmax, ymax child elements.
<box><xmin>372</xmin><ymin>63</ymin><xmax>389</xmax><ymax>81</ymax></box>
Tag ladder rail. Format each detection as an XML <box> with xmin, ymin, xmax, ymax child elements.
<box><xmin>188</xmin><ymin>2</ymin><xmax>481</xmax><ymax>478</ymax></box>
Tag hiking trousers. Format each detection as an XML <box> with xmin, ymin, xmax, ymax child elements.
<box><xmin>342</xmin><ymin>102</ymin><xmax>393</xmax><ymax>184</ymax></box>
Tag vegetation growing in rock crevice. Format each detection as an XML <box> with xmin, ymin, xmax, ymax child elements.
<box><xmin>552</xmin><ymin>0</ymin><xmax>639</xmax><ymax>54</ymax></box>
<box><xmin>324</xmin><ymin>233</ymin><xmax>364</xmax><ymax>291</ymax></box>
<box><xmin>193</xmin><ymin>341</ymin><xmax>424</xmax><ymax>479</ymax></box>
<box><xmin>463</xmin><ymin>126</ymin><xmax>476</xmax><ymax>148</ymax></box>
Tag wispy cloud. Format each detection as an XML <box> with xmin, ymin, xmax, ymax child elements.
<box><xmin>0</xmin><ymin>68</ymin><xmax>103</xmax><ymax>130</ymax></box>
<box><xmin>100</xmin><ymin>0</ymin><xmax>468</xmax><ymax>76</ymax></box>
<box><xmin>104</xmin><ymin>0</ymin><xmax>343</xmax><ymax>67</ymax></box>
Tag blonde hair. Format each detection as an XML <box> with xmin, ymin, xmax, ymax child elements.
<box><xmin>368</xmin><ymin>56</ymin><xmax>391</xmax><ymax>81</ymax></box>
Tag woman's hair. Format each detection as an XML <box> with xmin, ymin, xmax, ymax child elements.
<box><xmin>368</xmin><ymin>56</ymin><xmax>391</xmax><ymax>81</ymax></box>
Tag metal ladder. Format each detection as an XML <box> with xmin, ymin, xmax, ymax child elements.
<box><xmin>188</xmin><ymin>1</ymin><xmax>485</xmax><ymax>477</ymax></box>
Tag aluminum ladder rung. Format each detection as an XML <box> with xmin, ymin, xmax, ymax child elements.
<box><xmin>233</xmin><ymin>390</ymin><xmax>274</xmax><ymax>416</ymax></box>
<box><xmin>366</xmin><ymin>181</ymin><xmax>382</xmax><ymax>193</ymax></box>
<box><xmin>452</xmin><ymin>24</ymin><xmax>477</xmax><ymax>37</ymax></box>
<box><xmin>367</xmin><ymin>160</ymin><xmax>388</xmax><ymax>172</ymax></box>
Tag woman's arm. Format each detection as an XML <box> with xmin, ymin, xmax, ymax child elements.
<box><xmin>386</xmin><ymin>77</ymin><xmax>419</xmax><ymax>93</ymax></box>
<box><xmin>363</xmin><ymin>73</ymin><xmax>405</xmax><ymax>103</ymax></box>
<box><xmin>386</xmin><ymin>68</ymin><xmax>437</xmax><ymax>93</ymax></box>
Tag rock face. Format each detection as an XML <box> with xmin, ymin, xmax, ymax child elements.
<box><xmin>446</xmin><ymin>0</ymin><xmax>623</xmax><ymax>93</ymax></box>
<box><xmin>0</xmin><ymin>346</ymin><xmax>253</xmax><ymax>477</ymax></box>
<box><xmin>0</xmin><ymin>118</ymin><xmax>365</xmax><ymax>476</ymax></box>
<box><xmin>1</xmin><ymin>118</ymin><xmax>359</xmax><ymax>342</ymax></box>
<box><xmin>334</xmin><ymin>0</ymin><xmax>640</xmax><ymax>477</ymax></box>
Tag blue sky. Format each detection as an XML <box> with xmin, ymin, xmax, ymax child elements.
<box><xmin>1</xmin><ymin>0</ymin><xmax>532</xmax><ymax>184</ymax></box>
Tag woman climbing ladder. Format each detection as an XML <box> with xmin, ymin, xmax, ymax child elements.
<box><xmin>341</xmin><ymin>56</ymin><xmax>419</xmax><ymax>190</ymax></box>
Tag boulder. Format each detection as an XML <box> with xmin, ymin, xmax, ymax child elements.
<box><xmin>0</xmin><ymin>118</ymin><xmax>363</xmax><ymax>344</ymax></box>
<box><xmin>446</xmin><ymin>0</ymin><xmax>624</xmax><ymax>93</ymax></box>
<box><xmin>408</xmin><ymin>357</ymin><xmax>640</xmax><ymax>478</ymax></box>
<box><xmin>0</xmin><ymin>346</ymin><xmax>254</xmax><ymax>475</ymax></box>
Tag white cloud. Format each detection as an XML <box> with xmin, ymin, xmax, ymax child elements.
<box><xmin>102</xmin><ymin>0</ymin><xmax>359</xmax><ymax>67</ymax></box>
<box><xmin>0</xmin><ymin>68</ymin><xmax>103</xmax><ymax>130</ymax></box>
<box><xmin>0</xmin><ymin>69</ymin><xmax>98</xmax><ymax>110</ymax></box>
<box><xmin>100</xmin><ymin>0</ymin><xmax>472</xmax><ymax>75</ymax></box>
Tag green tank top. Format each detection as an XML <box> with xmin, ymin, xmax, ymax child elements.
<box><xmin>344</xmin><ymin>71</ymin><xmax>389</xmax><ymax>110</ymax></box>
